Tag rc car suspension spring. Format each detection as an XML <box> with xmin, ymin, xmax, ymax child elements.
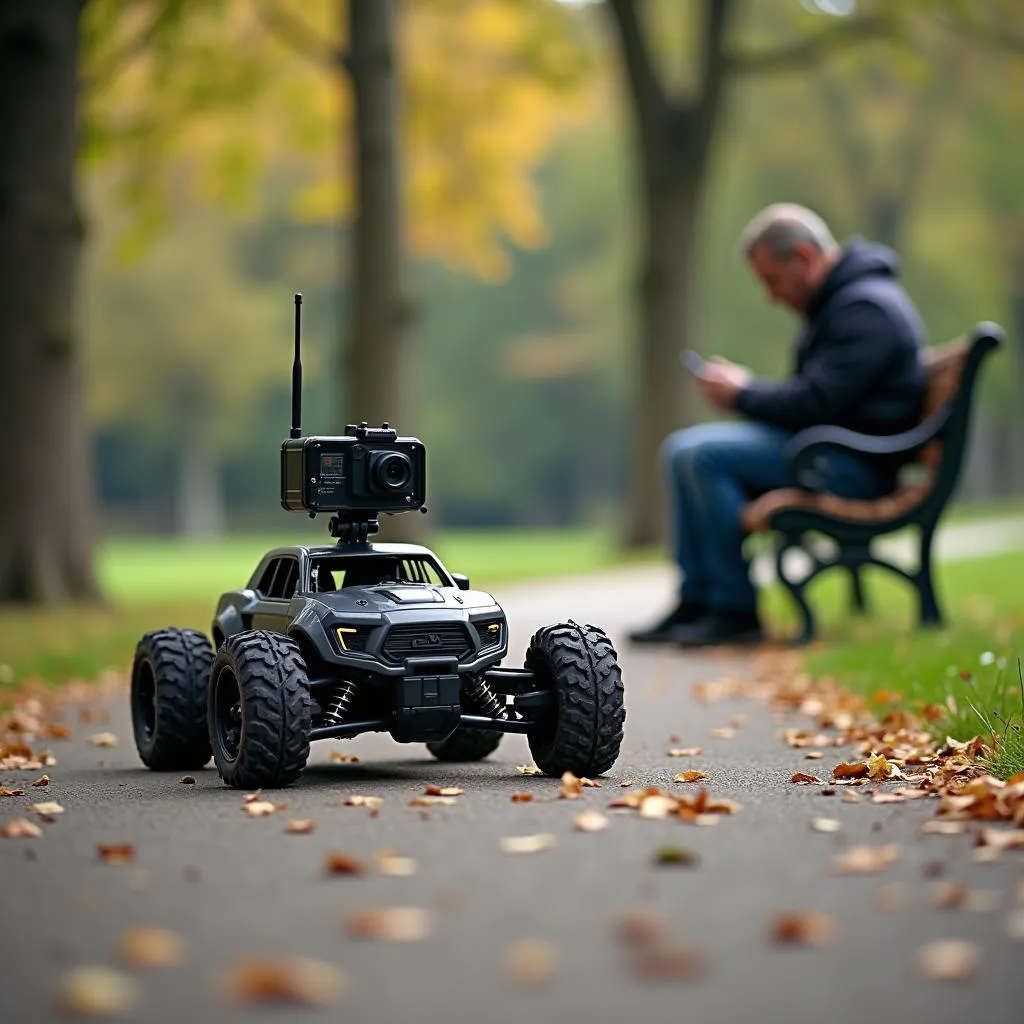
<box><xmin>464</xmin><ymin>677</ymin><xmax>507</xmax><ymax>720</ymax></box>
<box><xmin>322</xmin><ymin>680</ymin><xmax>357</xmax><ymax>726</ymax></box>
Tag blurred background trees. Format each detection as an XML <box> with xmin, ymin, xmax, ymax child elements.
<box><xmin>2</xmin><ymin>0</ymin><xmax>1023</xmax><ymax>605</ymax></box>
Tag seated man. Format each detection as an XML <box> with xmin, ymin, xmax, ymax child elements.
<box><xmin>629</xmin><ymin>203</ymin><xmax>929</xmax><ymax>648</ymax></box>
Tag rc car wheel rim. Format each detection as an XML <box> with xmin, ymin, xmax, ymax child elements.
<box><xmin>133</xmin><ymin>661</ymin><xmax>157</xmax><ymax>743</ymax></box>
<box><xmin>214</xmin><ymin>667</ymin><xmax>243</xmax><ymax>763</ymax></box>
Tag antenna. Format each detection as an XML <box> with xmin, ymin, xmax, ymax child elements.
<box><xmin>290</xmin><ymin>292</ymin><xmax>302</xmax><ymax>439</ymax></box>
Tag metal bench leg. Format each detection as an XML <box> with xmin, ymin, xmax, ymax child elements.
<box><xmin>775</xmin><ymin>539</ymin><xmax>816</xmax><ymax>645</ymax></box>
<box><xmin>848</xmin><ymin>565</ymin><xmax>868</xmax><ymax>616</ymax></box>
<box><xmin>916</xmin><ymin>524</ymin><xmax>943</xmax><ymax>628</ymax></box>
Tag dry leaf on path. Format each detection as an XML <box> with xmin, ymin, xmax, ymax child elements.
<box><xmin>324</xmin><ymin>853</ymin><xmax>364</xmax><ymax>876</ymax></box>
<box><xmin>809</xmin><ymin>818</ymin><xmax>842</xmax><ymax>833</ymax></box>
<box><xmin>120</xmin><ymin>927</ymin><xmax>184</xmax><ymax>968</ymax></box>
<box><xmin>374</xmin><ymin>851</ymin><xmax>417</xmax><ymax>876</ymax></box>
<box><xmin>58</xmin><ymin>967</ymin><xmax>139</xmax><ymax>1017</ymax></box>
<box><xmin>573</xmin><ymin>809</ymin><xmax>609</xmax><ymax>832</ymax></box>
<box><xmin>711</xmin><ymin>727</ymin><xmax>735</xmax><ymax>740</ymax></box>
<box><xmin>31</xmin><ymin>775</ymin><xmax>50</xmax><ymax>787</ymax></box>
<box><xmin>516</xmin><ymin>764</ymin><xmax>543</xmax><ymax>776</ymax></box>
<box><xmin>331</xmin><ymin>751</ymin><xmax>359</xmax><ymax>763</ymax></box>
<box><xmin>668</xmin><ymin>747</ymin><xmax>702</xmax><ymax>758</ymax></box>
<box><xmin>179</xmin><ymin>776</ymin><xmax>196</xmax><ymax>785</ymax></box>
<box><xmin>559</xmin><ymin>773</ymin><xmax>583</xmax><ymax>799</ymax></box>
<box><xmin>0</xmin><ymin>788</ymin><xmax>25</xmax><ymax>797</ymax></box>
<box><xmin>791</xmin><ymin>773</ymin><xmax>822</xmax><ymax>785</ymax></box>
<box><xmin>346</xmin><ymin>907</ymin><xmax>432</xmax><ymax>941</ymax></box>
<box><xmin>674</xmin><ymin>771</ymin><xmax>708</xmax><ymax>784</ymax></box>
<box><xmin>501</xmin><ymin>834</ymin><xmax>557</xmax><ymax>854</ymax></box>
<box><xmin>510</xmin><ymin>793</ymin><xmax>533</xmax><ymax>803</ymax></box>
<box><xmin>410</xmin><ymin>796</ymin><xmax>457</xmax><ymax>807</ymax></box>
<box><xmin>425</xmin><ymin>785</ymin><xmax>464</xmax><ymax>797</ymax></box>
<box><xmin>833</xmin><ymin>761</ymin><xmax>869</xmax><ymax>780</ymax></box>
<box><xmin>97</xmin><ymin>844</ymin><xmax>135</xmax><ymax>864</ymax></box>
<box><xmin>770</xmin><ymin>912</ymin><xmax>835</xmax><ymax>946</ymax></box>
<box><xmin>284</xmin><ymin>819</ymin><xmax>316</xmax><ymax>834</ymax></box>
<box><xmin>916</xmin><ymin>939</ymin><xmax>980</xmax><ymax>981</ymax></box>
<box><xmin>834</xmin><ymin>844</ymin><xmax>901</xmax><ymax>874</ymax></box>
<box><xmin>344</xmin><ymin>795</ymin><xmax>383</xmax><ymax>810</ymax></box>
<box><xmin>221</xmin><ymin>957</ymin><xmax>348</xmax><ymax>1006</ymax></box>
<box><xmin>505</xmin><ymin>940</ymin><xmax>559</xmax><ymax>986</ymax></box>
<box><xmin>242</xmin><ymin>801</ymin><xmax>281</xmax><ymax>818</ymax></box>
<box><xmin>654</xmin><ymin>845</ymin><xmax>699</xmax><ymax>867</ymax></box>
<box><xmin>89</xmin><ymin>733</ymin><xmax>118</xmax><ymax>747</ymax></box>
<box><xmin>2</xmin><ymin>818</ymin><xmax>42</xmax><ymax>839</ymax></box>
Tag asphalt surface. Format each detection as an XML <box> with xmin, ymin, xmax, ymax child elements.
<box><xmin>2</xmin><ymin>564</ymin><xmax>1023</xmax><ymax>1024</ymax></box>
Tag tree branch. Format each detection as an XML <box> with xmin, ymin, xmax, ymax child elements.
<box><xmin>695</xmin><ymin>0</ymin><xmax>735</xmax><ymax>137</ymax></box>
<box><xmin>605</xmin><ymin>0</ymin><xmax>669</xmax><ymax>149</ymax></box>
<box><xmin>256</xmin><ymin>1</ymin><xmax>348</xmax><ymax>73</ymax></box>
<box><xmin>85</xmin><ymin>3</ymin><xmax>178</xmax><ymax>93</ymax></box>
<box><xmin>727</xmin><ymin>14</ymin><xmax>895</xmax><ymax>75</ymax></box>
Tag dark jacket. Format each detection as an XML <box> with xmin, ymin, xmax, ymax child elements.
<box><xmin>735</xmin><ymin>239</ymin><xmax>929</xmax><ymax>438</ymax></box>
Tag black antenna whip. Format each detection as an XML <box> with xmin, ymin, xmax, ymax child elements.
<box><xmin>290</xmin><ymin>292</ymin><xmax>302</xmax><ymax>439</ymax></box>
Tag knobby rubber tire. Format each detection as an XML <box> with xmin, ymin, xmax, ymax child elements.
<box><xmin>426</xmin><ymin>728</ymin><xmax>503</xmax><ymax>762</ymax></box>
<box><xmin>209</xmin><ymin>631</ymin><xmax>312</xmax><ymax>789</ymax></box>
<box><xmin>525</xmin><ymin>621</ymin><xmax>625</xmax><ymax>778</ymax></box>
<box><xmin>130</xmin><ymin>628</ymin><xmax>214</xmax><ymax>771</ymax></box>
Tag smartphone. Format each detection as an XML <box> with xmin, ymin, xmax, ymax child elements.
<box><xmin>680</xmin><ymin>349</ymin><xmax>705</xmax><ymax>375</ymax></box>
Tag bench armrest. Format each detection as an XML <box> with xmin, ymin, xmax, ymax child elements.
<box><xmin>785</xmin><ymin>402</ymin><xmax>952</xmax><ymax>490</ymax></box>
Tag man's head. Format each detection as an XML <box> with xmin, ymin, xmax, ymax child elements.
<box><xmin>738</xmin><ymin>203</ymin><xmax>840</xmax><ymax>314</ymax></box>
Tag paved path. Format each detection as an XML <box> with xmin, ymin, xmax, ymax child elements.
<box><xmin>1</xmin><ymin>566</ymin><xmax>1022</xmax><ymax>1024</ymax></box>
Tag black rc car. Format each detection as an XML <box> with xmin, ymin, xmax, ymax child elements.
<box><xmin>129</xmin><ymin>296</ymin><xmax>625</xmax><ymax>789</ymax></box>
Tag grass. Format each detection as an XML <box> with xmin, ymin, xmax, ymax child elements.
<box><xmin>797</xmin><ymin>549</ymin><xmax>1024</xmax><ymax>779</ymax></box>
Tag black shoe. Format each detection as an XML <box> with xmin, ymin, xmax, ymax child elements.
<box><xmin>672</xmin><ymin>609</ymin><xmax>764</xmax><ymax>648</ymax></box>
<box><xmin>628</xmin><ymin>600</ymin><xmax>706</xmax><ymax>644</ymax></box>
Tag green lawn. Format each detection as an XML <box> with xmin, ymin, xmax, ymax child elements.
<box><xmin>793</xmin><ymin>549</ymin><xmax>1024</xmax><ymax>779</ymax></box>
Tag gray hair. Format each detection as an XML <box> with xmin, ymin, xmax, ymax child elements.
<box><xmin>738</xmin><ymin>203</ymin><xmax>839</xmax><ymax>260</ymax></box>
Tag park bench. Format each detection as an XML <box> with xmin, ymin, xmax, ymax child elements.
<box><xmin>740</xmin><ymin>321</ymin><xmax>1005</xmax><ymax>645</ymax></box>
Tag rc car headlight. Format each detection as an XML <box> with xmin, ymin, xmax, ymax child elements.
<box><xmin>334</xmin><ymin>626</ymin><xmax>368</xmax><ymax>653</ymax></box>
<box><xmin>476</xmin><ymin>618</ymin><xmax>504</xmax><ymax>649</ymax></box>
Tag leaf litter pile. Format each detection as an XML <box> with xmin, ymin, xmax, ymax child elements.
<box><xmin>4</xmin><ymin>654</ymin><xmax>1024</xmax><ymax>1012</ymax></box>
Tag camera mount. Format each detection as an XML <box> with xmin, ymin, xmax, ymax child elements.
<box><xmin>279</xmin><ymin>293</ymin><xmax>427</xmax><ymax>540</ymax></box>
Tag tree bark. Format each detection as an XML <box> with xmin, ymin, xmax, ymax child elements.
<box><xmin>341</xmin><ymin>0</ymin><xmax>421</xmax><ymax>543</ymax></box>
<box><xmin>607</xmin><ymin>0</ymin><xmax>733</xmax><ymax>547</ymax></box>
<box><xmin>0</xmin><ymin>0</ymin><xmax>102</xmax><ymax>604</ymax></box>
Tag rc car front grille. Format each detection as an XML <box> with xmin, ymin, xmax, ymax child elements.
<box><xmin>382</xmin><ymin>623</ymin><xmax>472</xmax><ymax>663</ymax></box>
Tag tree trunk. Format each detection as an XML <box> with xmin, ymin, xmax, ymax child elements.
<box><xmin>0</xmin><ymin>0</ymin><xmax>101</xmax><ymax>604</ymax></box>
<box><xmin>341</xmin><ymin>0</ymin><xmax>422</xmax><ymax>543</ymax></box>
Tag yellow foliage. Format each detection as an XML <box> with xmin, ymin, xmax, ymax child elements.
<box><xmin>81</xmin><ymin>0</ymin><xmax>597</xmax><ymax>280</ymax></box>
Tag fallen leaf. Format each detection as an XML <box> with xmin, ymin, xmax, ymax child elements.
<box><xmin>2</xmin><ymin>818</ymin><xmax>43</xmax><ymax>839</ymax></box>
<box><xmin>57</xmin><ymin>967</ymin><xmax>139</xmax><ymax>1017</ymax></box>
<box><xmin>842</xmin><ymin>790</ymin><xmax>863</xmax><ymax>804</ymax></box>
<box><xmin>90</xmin><ymin>733</ymin><xmax>119</xmax><ymax>748</ymax></box>
<box><xmin>668</xmin><ymin>747</ymin><xmax>702</xmax><ymax>758</ymax></box>
<box><xmin>674</xmin><ymin>771</ymin><xmax>708</xmax><ymax>784</ymax></box>
<box><xmin>770</xmin><ymin>911</ymin><xmax>835</xmax><ymax>947</ymax></box>
<box><xmin>330</xmin><ymin>751</ymin><xmax>359</xmax><ymax>763</ymax></box>
<box><xmin>505</xmin><ymin>939</ymin><xmax>559</xmax><ymax>986</ymax></box>
<box><xmin>285</xmin><ymin>819</ymin><xmax>316</xmax><ymax>834</ymax></box>
<box><xmin>804</xmin><ymin>752</ymin><xmax>824</xmax><ymax>760</ymax></box>
<box><xmin>516</xmin><ymin>764</ymin><xmax>543</xmax><ymax>776</ymax></box>
<box><xmin>834</xmin><ymin>844</ymin><xmax>901</xmax><ymax>875</ymax></box>
<box><xmin>501</xmin><ymin>834</ymin><xmax>557</xmax><ymax>855</ymax></box>
<box><xmin>809</xmin><ymin>818</ymin><xmax>842</xmax><ymax>834</ymax></box>
<box><xmin>654</xmin><ymin>845</ymin><xmax>699</xmax><ymax>867</ymax></box>
<box><xmin>97</xmin><ymin>844</ymin><xmax>135</xmax><ymax>864</ymax></box>
<box><xmin>31</xmin><ymin>775</ymin><xmax>50</xmax><ymax>787</ymax></box>
<box><xmin>346</xmin><ymin>907</ymin><xmax>432</xmax><ymax>941</ymax></box>
<box><xmin>221</xmin><ymin>957</ymin><xmax>348</xmax><ymax>1006</ymax></box>
<box><xmin>0</xmin><ymin>788</ymin><xmax>25</xmax><ymax>797</ymax></box>
<box><xmin>711</xmin><ymin>727</ymin><xmax>735</xmax><ymax>740</ymax></box>
<box><xmin>791</xmin><ymin>773</ymin><xmax>822</xmax><ymax>785</ymax></box>
<box><xmin>29</xmin><ymin>801</ymin><xmax>64</xmax><ymax>818</ymax></box>
<box><xmin>916</xmin><ymin>939</ymin><xmax>980</xmax><ymax>981</ymax></box>
<box><xmin>242</xmin><ymin>801</ymin><xmax>280</xmax><ymax>818</ymax></box>
<box><xmin>573</xmin><ymin>809</ymin><xmax>609</xmax><ymax>832</ymax></box>
<box><xmin>344</xmin><ymin>795</ymin><xmax>383</xmax><ymax>810</ymax></box>
<box><xmin>833</xmin><ymin>761</ymin><xmax>869</xmax><ymax>780</ymax></box>
<box><xmin>559</xmin><ymin>772</ymin><xmax>583</xmax><ymax>799</ymax></box>
<box><xmin>510</xmin><ymin>793</ymin><xmax>533</xmax><ymax>803</ymax></box>
<box><xmin>613</xmin><ymin>909</ymin><xmax>666</xmax><ymax>946</ymax></box>
<box><xmin>409</xmin><ymin>796</ymin><xmax>457</xmax><ymax>807</ymax></box>
<box><xmin>120</xmin><ymin>927</ymin><xmax>184</xmax><ymax>968</ymax></box>
<box><xmin>425</xmin><ymin>785</ymin><xmax>464</xmax><ymax>797</ymax></box>
<box><xmin>179</xmin><ymin>776</ymin><xmax>196</xmax><ymax>785</ymax></box>
<box><xmin>867</xmin><ymin>753</ymin><xmax>892</xmax><ymax>781</ymax></box>
<box><xmin>619</xmin><ymin>778</ymin><xmax>636</xmax><ymax>787</ymax></box>
<box><xmin>581</xmin><ymin>778</ymin><xmax>602</xmax><ymax>788</ymax></box>
<box><xmin>639</xmin><ymin>795</ymin><xmax>677</xmax><ymax>820</ymax></box>
<box><xmin>627</xmin><ymin>944</ymin><xmax>709</xmax><ymax>981</ymax></box>
<box><xmin>324</xmin><ymin>853</ymin><xmax>364</xmax><ymax>876</ymax></box>
<box><xmin>374</xmin><ymin>851</ymin><xmax>417</xmax><ymax>876</ymax></box>
<box><xmin>932</xmin><ymin>882</ymin><xmax>969</xmax><ymax>909</ymax></box>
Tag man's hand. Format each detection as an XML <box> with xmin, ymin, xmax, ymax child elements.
<box><xmin>695</xmin><ymin>358</ymin><xmax>751</xmax><ymax>411</ymax></box>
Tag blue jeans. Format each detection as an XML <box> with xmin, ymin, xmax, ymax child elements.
<box><xmin>660</xmin><ymin>422</ymin><xmax>889</xmax><ymax>612</ymax></box>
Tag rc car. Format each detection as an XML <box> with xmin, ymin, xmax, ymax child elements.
<box><xmin>129</xmin><ymin>296</ymin><xmax>626</xmax><ymax>789</ymax></box>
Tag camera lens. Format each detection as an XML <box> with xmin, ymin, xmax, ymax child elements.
<box><xmin>371</xmin><ymin>452</ymin><xmax>413</xmax><ymax>492</ymax></box>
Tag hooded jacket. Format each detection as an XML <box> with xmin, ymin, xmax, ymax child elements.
<box><xmin>734</xmin><ymin>239</ymin><xmax>929</xmax><ymax>438</ymax></box>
